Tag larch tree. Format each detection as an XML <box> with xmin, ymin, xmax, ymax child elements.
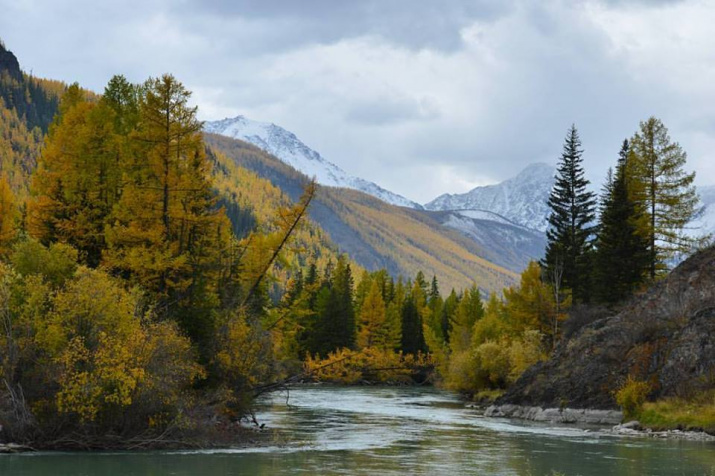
<box><xmin>357</xmin><ymin>280</ymin><xmax>387</xmax><ymax>349</ymax></box>
<box><xmin>0</xmin><ymin>173</ymin><xmax>16</xmax><ymax>255</ymax></box>
<box><xmin>627</xmin><ymin>117</ymin><xmax>699</xmax><ymax>278</ymax></box>
<box><xmin>543</xmin><ymin>125</ymin><xmax>597</xmax><ymax>303</ymax></box>
<box><xmin>449</xmin><ymin>285</ymin><xmax>484</xmax><ymax>354</ymax></box>
<box><xmin>28</xmin><ymin>84</ymin><xmax>122</xmax><ymax>267</ymax></box>
<box><xmin>104</xmin><ymin>74</ymin><xmax>231</xmax><ymax>346</ymax></box>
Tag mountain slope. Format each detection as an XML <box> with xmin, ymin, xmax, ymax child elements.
<box><xmin>204</xmin><ymin>133</ymin><xmax>517</xmax><ymax>294</ymax></box>
<box><xmin>425</xmin><ymin>163</ymin><xmax>555</xmax><ymax>232</ymax></box>
<box><xmin>205</xmin><ymin>116</ymin><xmax>422</xmax><ymax>209</ymax></box>
<box><xmin>433</xmin><ymin>210</ymin><xmax>547</xmax><ymax>271</ymax></box>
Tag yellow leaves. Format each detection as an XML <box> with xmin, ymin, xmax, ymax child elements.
<box><xmin>357</xmin><ymin>280</ymin><xmax>387</xmax><ymax>350</ymax></box>
<box><xmin>304</xmin><ymin>348</ymin><xmax>431</xmax><ymax>385</ymax></box>
<box><xmin>212</xmin><ymin>311</ymin><xmax>272</xmax><ymax>389</ymax></box>
<box><xmin>56</xmin><ymin>332</ymin><xmax>145</xmax><ymax>422</ymax></box>
<box><xmin>0</xmin><ymin>173</ymin><xmax>16</xmax><ymax>255</ymax></box>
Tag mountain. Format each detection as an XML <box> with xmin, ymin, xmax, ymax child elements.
<box><xmin>204</xmin><ymin>133</ymin><xmax>518</xmax><ymax>294</ymax></box>
<box><xmin>433</xmin><ymin>209</ymin><xmax>548</xmax><ymax>272</ymax></box>
<box><xmin>204</xmin><ymin>116</ymin><xmax>422</xmax><ymax>209</ymax></box>
<box><xmin>425</xmin><ymin>163</ymin><xmax>556</xmax><ymax>232</ymax></box>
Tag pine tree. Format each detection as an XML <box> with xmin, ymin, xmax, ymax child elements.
<box><xmin>543</xmin><ymin>125</ymin><xmax>597</xmax><ymax>303</ymax></box>
<box><xmin>628</xmin><ymin>117</ymin><xmax>699</xmax><ymax>278</ymax></box>
<box><xmin>593</xmin><ymin>140</ymin><xmax>650</xmax><ymax>303</ymax></box>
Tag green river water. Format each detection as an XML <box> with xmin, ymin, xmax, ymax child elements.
<box><xmin>1</xmin><ymin>386</ymin><xmax>714</xmax><ymax>475</ymax></box>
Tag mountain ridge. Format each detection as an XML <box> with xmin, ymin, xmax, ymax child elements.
<box><xmin>425</xmin><ymin>162</ymin><xmax>556</xmax><ymax>232</ymax></box>
<box><xmin>204</xmin><ymin>116</ymin><xmax>423</xmax><ymax>209</ymax></box>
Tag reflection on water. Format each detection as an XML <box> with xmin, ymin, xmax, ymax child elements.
<box><xmin>2</xmin><ymin>386</ymin><xmax>714</xmax><ymax>475</ymax></box>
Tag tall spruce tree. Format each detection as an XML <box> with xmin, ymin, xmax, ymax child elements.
<box><xmin>401</xmin><ymin>279</ymin><xmax>427</xmax><ymax>355</ymax></box>
<box><xmin>543</xmin><ymin>125</ymin><xmax>597</xmax><ymax>303</ymax></box>
<box><xmin>627</xmin><ymin>117</ymin><xmax>699</xmax><ymax>278</ymax></box>
<box><xmin>593</xmin><ymin>140</ymin><xmax>649</xmax><ymax>304</ymax></box>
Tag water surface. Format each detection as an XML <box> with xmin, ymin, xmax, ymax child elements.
<box><xmin>2</xmin><ymin>386</ymin><xmax>714</xmax><ymax>475</ymax></box>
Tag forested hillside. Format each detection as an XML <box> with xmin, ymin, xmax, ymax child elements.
<box><xmin>205</xmin><ymin>133</ymin><xmax>517</xmax><ymax>294</ymax></box>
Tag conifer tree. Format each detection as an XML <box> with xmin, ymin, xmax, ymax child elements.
<box><xmin>104</xmin><ymin>74</ymin><xmax>231</xmax><ymax>346</ymax></box>
<box><xmin>28</xmin><ymin>86</ymin><xmax>122</xmax><ymax>267</ymax></box>
<box><xmin>441</xmin><ymin>289</ymin><xmax>459</xmax><ymax>344</ymax></box>
<box><xmin>627</xmin><ymin>117</ymin><xmax>699</xmax><ymax>278</ymax></box>
<box><xmin>593</xmin><ymin>140</ymin><xmax>650</xmax><ymax>303</ymax></box>
<box><xmin>309</xmin><ymin>255</ymin><xmax>355</xmax><ymax>355</ymax></box>
<box><xmin>449</xmin><ymin>285</ymin><xmax>483</xmax><ymax>354</ymax></box>
<box><xmin>543</xmin><ymin>125</ymin><xmax>597</xmax><ymax>303</ymax></box>
<box><xmin>401</xmin><ymin>280</ymin><xmax>427</xmax><ymax>355</ymax></box>
<box><xmin>357</xmin><ymin>280</ymin><xmax>387</xmax><ymax>349</ymax></box>
<box><xmin>0</xmin><ymin>173</ymin><xmax>16</xmax><ymax>255</ymax></box>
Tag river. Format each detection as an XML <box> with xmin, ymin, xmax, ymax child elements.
<box><xmin>2</xmin><ymin>386</ymin><xmax>714</xmax><ymax>475</ymax></box>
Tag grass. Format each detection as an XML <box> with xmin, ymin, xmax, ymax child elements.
<box><xmin>473</xmin><ymin>389</ymin><xmax>505</xmax><ymax>403</ymax></box>
<box><xmin>637</xmin><ymin>391</ymin><xmax>715</xmax><ymax>433</ymax></box>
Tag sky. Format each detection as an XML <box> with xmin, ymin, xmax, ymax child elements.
<box><xmin>1</xmin><ymin>0</ymin><xmax>714</xmax><ymax>204</ymax></box>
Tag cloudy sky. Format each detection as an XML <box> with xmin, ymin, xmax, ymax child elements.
<box><xmin>2</xmin><ymin>0</ymin><xmax>714</xmax><ymax>203</ymax></box>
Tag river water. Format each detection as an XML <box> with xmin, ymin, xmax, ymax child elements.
<box><xmin>2</xmin><ymin>386</ymin><xmax>714</xmax><ymax>475</ymax></box>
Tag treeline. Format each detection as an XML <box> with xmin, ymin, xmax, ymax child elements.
<box><xmin>432</xmin><ymin>118</ymin><xmax>703</xmax><ymax>399</ymax></box>
<box><xmin>543</xmin><ymin>121</ymin><xmax>701</xmax><ymax>307</ymax></box>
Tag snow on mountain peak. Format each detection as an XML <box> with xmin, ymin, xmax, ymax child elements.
<box><xmin>204</xmin><ymin>116</ymin><xmax>422</xmax><ymax>209</ymax></box>
<box><xmin>425</xmin><ymin>163</ymin><xmax>556</xmax><ymax>232</ymax></box>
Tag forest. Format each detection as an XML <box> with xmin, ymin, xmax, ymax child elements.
<box><xmin>0</xmin><ymin>42</ymin><xmax>706</xmax><ymax>448</ymax></box>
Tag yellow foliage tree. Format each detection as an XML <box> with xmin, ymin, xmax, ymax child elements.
<box><xmin>357</xmin><ymin>280</ymin><xmax>387</xmax><ymax>349</ymax></box>
<box><xmin>0</xmin><ymin>173</ymin><xmax>16</xmax><ymax>255</ymax></box>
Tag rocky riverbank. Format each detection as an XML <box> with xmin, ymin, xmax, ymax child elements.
<box><xmin>495</xmin><ymin>246</ymin><xmax>715</xmax><ymax>411</ymax></box>
<box><xmin>483</xmin><ymin>403</ymin><xmax>622</xmax><ymax>425</ymax></box>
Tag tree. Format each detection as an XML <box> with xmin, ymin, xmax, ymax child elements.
<box><xmin>401</xmin><ymin>280</ymin><xmax>427</xmax><ymax>355</ymax></box>
<box><xmin>104</xmin><ymin>74</ymin><xmax>231</xmax><ymax>350</ymax></box>
<box><xmin>593</xmin><ymin>140</ymin><xmax>650</xmax><ymax>303</ymax></box>
<box><xmin>309</xmin><ymin>254</ymin><xmax>355</xmax><ymax>356</ymax></box>
<box><xmin>628</xmin><ymin>117</ymin><xmax>699</xmax><ymax>278</ymax></box>
<box><xmin>357</xmin><ymin>280</ymin><xmax>387</xmax><ymax>349</ymax></box>
<box><xmin>0</xmin><ymin>173</ymin><xmax>16</xmax><ymax>255</ymax></box>
<box><xmin>449</xmin><ymin>285</ymin><xmax>483</xmax><ymax>354</ymax></box>
<box><xmin>28</xmin><ymin>89</ymin><xmax>122</xmax><ymax>267</ymax></box>
<box><xmin>503</xmin><ymin>261</ymin><xmax>560</xmax><ymax>346</ymax></box>
<box><xmin>543</xmin><ymin>125</ymin><xmax>597</xmax><ymax>303</ymax></box>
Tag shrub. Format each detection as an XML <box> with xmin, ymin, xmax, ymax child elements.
<box><xmin>615</xmin><ymin>375</ymin><xmax>652</xmax><ymax>420</ymax></box>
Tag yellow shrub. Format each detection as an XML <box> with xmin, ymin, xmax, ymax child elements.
<box><xmin>615</xmin><ymin>376</ymin><xmax>652</xmax><ymax>420</ymax></box>
<box><xmin>305</xmin><ymin>347</ymin><xmax>430</xmax><ymax>384</ymax></box>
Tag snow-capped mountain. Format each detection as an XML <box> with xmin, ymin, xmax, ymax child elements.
<box><xmin>204</xmin><ymin>116</ymin><xmax>422</xmax><ymax>209</ymax></box>
<box><xmin>425</xmin><ymin>163</ymin><xmax>556</xmax><ymax>232</ymax></box>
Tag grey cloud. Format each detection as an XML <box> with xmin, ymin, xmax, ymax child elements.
<box><xmin>345</xmin><ymin>95</ymin><xmax>440</xmax><ymax>126</ymax></box>
<box><xmin>182</xmin><ymin>0</ymin><xmax>510</xmax><ymax>52</ymax></box>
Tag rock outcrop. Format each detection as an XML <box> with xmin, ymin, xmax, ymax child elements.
<box><xmin>497</xmin><ymin>246</ymin><xmax>715</xmax><ymax>410</ymax></box>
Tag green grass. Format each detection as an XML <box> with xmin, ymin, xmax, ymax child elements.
<box><xmin>637</xmin><ymin>391</ymin><xmax>715</xmax><ymax>433</ymax></box>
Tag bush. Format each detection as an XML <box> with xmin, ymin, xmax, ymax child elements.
<box><xmin>615</xmin><ymin>375</ymin><xmax>652</xmax><ymax>420</ymax></box>
<box><xmin>305</xmin><ymin>348</ymin><xmax>430</xmax><ymax>385</ymax></box>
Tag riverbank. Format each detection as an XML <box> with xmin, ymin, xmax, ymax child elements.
<box><xmin>479</xmin><ymin>403</ymin><xmax>715</xmax><ymax>442</ymax></box>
